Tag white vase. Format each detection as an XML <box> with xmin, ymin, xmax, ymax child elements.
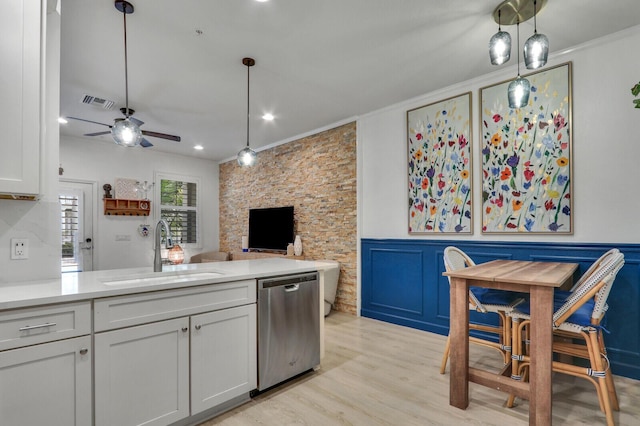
<box><xmin>293</xmin><ymin>235</ymin><xmax>303</xmax><ymax>256</ymax></box>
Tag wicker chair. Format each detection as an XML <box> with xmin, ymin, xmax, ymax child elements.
<box><xmin>439</xmin><ymin>246</ymin><xmax>525</xmax><ymax>374</ymax></box>
<box><xmin>507</xmin><ymin>250</ymin><xmax>625</xmax><ymax>426</ymax></box>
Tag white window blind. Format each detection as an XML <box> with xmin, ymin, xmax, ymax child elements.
<box><xmin>157</xmin><ymin>174</ymin><xmax>199</xmax><ymax>245</ymax></box>
<box><xmin>60</xmin><ymin>193</ymin><xmax>80</xmax><ymax>270</ymax></box>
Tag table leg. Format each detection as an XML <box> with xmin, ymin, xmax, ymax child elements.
<box><xmin>449</xmin><ymin>277</ymin><xmax>469</xmax><ymax>409</ymax></box>
<box><xmin>528</xmin><ymin>286</ymin><xmax>554</xmax><ymax>425</ymax></box>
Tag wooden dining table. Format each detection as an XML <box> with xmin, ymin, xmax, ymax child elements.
<box><xmin>443</xmin><ymin>259</ymin><xmax>578</xmax><ymax>426</ymax></box>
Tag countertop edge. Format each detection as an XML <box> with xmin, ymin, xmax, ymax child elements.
<box><xmin>0</xmin><ymin>258</ymin><xmax>336</xmax><ymax>311</ymax></box>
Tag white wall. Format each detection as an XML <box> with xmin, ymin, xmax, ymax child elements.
<box><xmin>0</xmin><ymin>6</ymin><xmax>61</xmax><ymax>284</ymax></box>
<box><xmin>60</xmin><ymin>136</ymin><xmax>219</xmax><ymax>270</ymax></box>
<box><xmin>359</xmin><ymin>26</ymin><xmax>640</xmax><ymax>243</ymax></box>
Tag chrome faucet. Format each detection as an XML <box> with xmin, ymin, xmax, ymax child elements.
<box><xmin>154</xmin><ymin>219</ymin><xmax>174</xmax><ymax>272</ymax></box>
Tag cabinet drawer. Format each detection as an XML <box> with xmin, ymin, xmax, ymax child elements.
<box><xmin>94</xmin><ymin>280</ymin><xmax>256</xmax><ymax>332</ymax></box>
<box><xmin>0</xmin><ymin>302</ymin><xmax>92</xmax><ymax>351</ymax></box>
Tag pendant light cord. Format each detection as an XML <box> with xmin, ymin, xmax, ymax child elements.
<box><xmin>123</xmin><ymin>8</ymin><xmax>130</xmax><ymax>118</ymax></box>
<box><xmin>533</xmin><ymin>0</ymin><xmax>538</xmax><ymax>34</ymax></box>
<box><xmin>516</xmin><ymin>21</ymin><xmax>520</xmax><ymax>77</ymax></box>
<box><xmin>246</xmin><ymin>62</ymin><xmax>250</xmax><ymax>148</ymax></box>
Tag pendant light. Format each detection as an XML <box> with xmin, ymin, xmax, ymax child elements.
<box><xmin>489</xmin><ymin>9</ymin><xmax>511</xmax><ymax>65</ymax></box>
<box><xmin>523</xmin><ymin>0</ymin><xmax>549</xmax><ymax>69</ymax></box>
<box><xmin>237</xmin><ymin>57</ymin><xmax>257</xmax><ymax>167</ymax></box>
<box><xmin>112</xmin><ymin>1</ymin><xmax>142</xmax><ymax>147</ymax></box>
<box><xmin>507</xmin><ymin>22</ymin><xmax>531</xmax><ymax>109</ymax></box>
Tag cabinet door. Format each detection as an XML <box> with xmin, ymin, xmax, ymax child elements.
<box><xmin>0</xmin><ymin>335</ymin><xmax>92</xmax><ymax>426</ymax></box>
<box><xmin>95</xmin><ymin>317</ymin><xmax>190</xmax><ymax>426</ymax></box>
<box><xmin>191</xmin><ymin>304</ymin><xmax>257</xmax><ymax>414</ymax></box>
<box><xmin>0</xmin><ymin>0</ymin><xmax>41</xmax><ymax>196</ymax></box>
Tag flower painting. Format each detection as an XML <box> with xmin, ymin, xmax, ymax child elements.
<box><xmin>407</xmin><ymin>92</ymin><xmax>472</xmax><ymax>234</ymax></box>
<box><xmin>480</xmin><ymin>63</ymin><xmax>572</xmax><ymax>234</ymax></box>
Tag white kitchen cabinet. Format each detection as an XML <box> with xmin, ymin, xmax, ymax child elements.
<box><xmin>93</xmin><ymin>280</ymin><xmax>257</xmax><ymax>425</ymax></box>
<box><xmin>0</xmin><ymin>301</ymin><xmax>92</xmax><ymax>351</ymax></box>
<box><xmin>93</xmin><ymin>279</ymin><xmax>255</xmax><ymax>332</ymax></box>
<box><xmin>0</xmin><ymin>0</ymin><xmax>43</xmax><ymax>198</ymax></box>
<box><xmin>191</xmin><ymin>304</ymin><xmax>257</xmax><ymax>414</ymax></box>
<box><xmin>94</xmin><ymin>317</ymin><xmax>190</xmax><ymax>426</ymax></box>
<box><xmin>0</xmin><ymin>301</ymin><xmax>92</xmax><ymax>426</ymax></box>
<box><xmin>0</xmin><ymin>335</ymin><xmax>92</xmax><ymax>426</ymax></box>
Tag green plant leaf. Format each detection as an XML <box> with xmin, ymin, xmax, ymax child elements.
<box><xmin>632</xmin><ymin>82</ymin><xmax>640</xmax><ymax>97</ymax></box>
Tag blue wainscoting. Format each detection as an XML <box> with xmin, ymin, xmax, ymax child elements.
<box><xmin>361</xmin><ymin>239</ymin><xmax>640</xmax><ymax>380</ymax></box>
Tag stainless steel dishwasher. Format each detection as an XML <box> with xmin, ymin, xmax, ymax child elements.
<box><xmin>257</xmin><ymin>271</ymin><xmax>320</xmax><ymax>391</ymax></box>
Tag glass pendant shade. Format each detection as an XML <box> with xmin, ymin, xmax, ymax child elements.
<box><xmin>489</xmin><ymin>30</ymin><xmax>511</xmax><ymax>65</ymax></box>
<box><xmin>167</xmin><ymin>244</ymin><xmax>184</xmax><ymax>264</ymax></box>
<box><xmin>508</xmin><ymin>76</ymin><xmax>531</xmax><ymax>108</ymax></box>
<box><xmin>524</xmin><ymin>32</ymin><xmax>549</xmax><ymax>69</ymax></box>
<box><xmin>237</xmin><ymin>146</ymin><xmax>257</xmax><ymax>166</ymax></box>
<box><xmin>111</xmin><ymin>118</ymin><xmax>142</xmax><ymax>147</ymax></box>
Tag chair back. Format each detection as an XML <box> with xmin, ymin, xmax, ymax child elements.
<box><xmin>443</xmin><ymin>246</ymin><xmax>485</xmax><ymax>312</ymax></box>
<box><xmin>570</xmin><ymin>248</ymin><xmax>620</xmax><ymax>292</ymax></box>
<box><xmin>592</xmin><ymin>254</ymin><xmax>625</xmax><ymax>322</ymax></box>
<box><xmin>553</xmin><ymin>252</ymin><xmax>625</xmax><ymax>327</ymax></box>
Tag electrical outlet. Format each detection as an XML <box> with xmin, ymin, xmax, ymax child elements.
<box><xmin>11</xmin><ymin>238</ymin><xmax>29</xmax><ymax>260</ymax></box>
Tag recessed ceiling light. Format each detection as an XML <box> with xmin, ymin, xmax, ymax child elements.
<box><xmin>262</xmin><ymin>113</ymin><xmax>274</xmax><ymax>121</ymax></box>
<box><xmin>255</xmin><ymin>0</ymin><xmax>269</xmax><ymax>2</ymax></box>
<box><xmin>194</xmin><ymin>145</ymin><xmax>204</xmax><ymax>150</ymax></box>
<box><xmin>58</xmin><ymin>117</ymin><xmax>68</xmax><ymax>124</ymax></box>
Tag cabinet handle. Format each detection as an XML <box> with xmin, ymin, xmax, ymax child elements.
<box><xmin>182</xmin><ymin>327</ymin><xmax>188</xmax><ymax>332</ymax></box>
<box><xmin>19</xmin><ymin>322</ymin><xmax>57</xmax><ymax>332</ymax></box>
<box><xmin>195</xmin><ymin>324</ymin><xmax>201</xmax><ymax>330</ymax></box>
<box><xmin>79</xmin><ymin>348</ymin><xmax>89</xmax><ymax>355</ymax></box>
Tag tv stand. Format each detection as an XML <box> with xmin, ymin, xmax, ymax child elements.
<box><xmin>231</xmin><ymin>252</ymin><xmax>305</xmax><ymax>261</ymax></box>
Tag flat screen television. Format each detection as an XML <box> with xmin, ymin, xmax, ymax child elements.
<box><xmin>248</xmin><ymin>206</ymin><xmax>294</xmax><ymax>252</ymax></box>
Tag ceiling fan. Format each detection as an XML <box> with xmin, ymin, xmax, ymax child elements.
<box><xmin>68</xmin><ymin>0</ymin><xmax>180</xmax><ymax>148</ymax></box>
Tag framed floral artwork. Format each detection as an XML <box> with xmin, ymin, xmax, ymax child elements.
<box><xmin>408</xmin><ymin>92</ymin><xmax>472</xmax><ymax>234</ymax></box>
<box><xmin>480</xmin><ymin>62</ymin><xmax>572</xmax><ymax>234</ymax></box>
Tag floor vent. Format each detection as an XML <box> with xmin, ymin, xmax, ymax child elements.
<box><xmin>81</xmin><ymin>94</ymin><xmax>115</xmax><ymax>110</ymax></box>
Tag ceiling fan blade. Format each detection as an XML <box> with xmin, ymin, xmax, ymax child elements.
<box><xmin>141</xmin><ymin>130</ymin><xmax>181</xmax><ymax>142</ymax></box>
<box><xmin>140</xmin><ymin>138</ymin><xmax>153</xmax><ymax>148</ymax></box>
<box><xmin>84</xmin><ymin>131</ymin><xmax>112</xmax><ymax>137</ymax></box>
<box><xmin>67</xmin><ymin>116</ymin><xmax>112</xmax><ymax>127</ymax></box>
<box><xmin>129</xmin><ymin>116</ymin><xmax>144</xmax><ymax>126</ymax></box>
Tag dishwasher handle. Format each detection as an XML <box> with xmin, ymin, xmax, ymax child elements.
<box><xmin>284</xmin><ymin>284</ymin><xmax>300</xmax><ymax>292</ymax></box>
<box><xmin>258</xmin><ymin>272</ymin><xmax>318</xmax><ymax>289</ymax></box>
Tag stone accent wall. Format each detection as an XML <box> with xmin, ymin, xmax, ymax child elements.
<box><xmin>219</xmin><ymin>122</ymin><xmax>357</xmax><ymax>314</ymax></box>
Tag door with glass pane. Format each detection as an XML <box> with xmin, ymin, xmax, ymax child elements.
<box><xmin>59</xmin><ymin>180</ymin><xmax>95</xmax><ymax>272</ymax></box>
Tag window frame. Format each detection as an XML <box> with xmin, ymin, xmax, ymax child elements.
<box><xmin>154</xmin><ymin>172</ymin><xmax>201</xmax><ymax>249</ymax></box>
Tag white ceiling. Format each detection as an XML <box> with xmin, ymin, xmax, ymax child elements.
<box><xmin>59</xmin><ymin>0</ymin><xmax>640</xmax><ymax>162</ymax></box>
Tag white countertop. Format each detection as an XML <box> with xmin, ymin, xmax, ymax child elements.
<box><xmin>0</xmin><ymin>258</ymin><xmax>336</xmax><ymax>310</ymax></box>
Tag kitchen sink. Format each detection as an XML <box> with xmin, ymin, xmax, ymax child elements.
<box><xmin>101</xmin><ymin>271</ymin><xmax>224</xmax><ymax>286</ymax></box>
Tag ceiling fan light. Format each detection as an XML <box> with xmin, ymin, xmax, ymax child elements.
<box><xmin>508</xmin><ymin>76</ymin><xmax>531</xmax><ymax>109</ymax></box>
<box><xmin>489</xmin><ymin>30</ymin><xmax>511</xmax><ymax>65</ymax></box>
<box><xmin>524</xmin><ymin>32</ymin><xmax>549</xmax><ymax>69</ymax></box>
<box><xmin>111</xmin><ymin>118</ymin><xmax>142</xmax><ymax>147</ymax></box>
<box><xmin>237</xmin><ymin>146</ymin><xmax>257</xmax><ymax>166</ymax></box>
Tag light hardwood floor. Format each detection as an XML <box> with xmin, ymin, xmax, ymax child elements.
<box><xmin>202</xmin><ymin>312</ymin><xmax>640</xmax><ymax>425</ymax></box>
